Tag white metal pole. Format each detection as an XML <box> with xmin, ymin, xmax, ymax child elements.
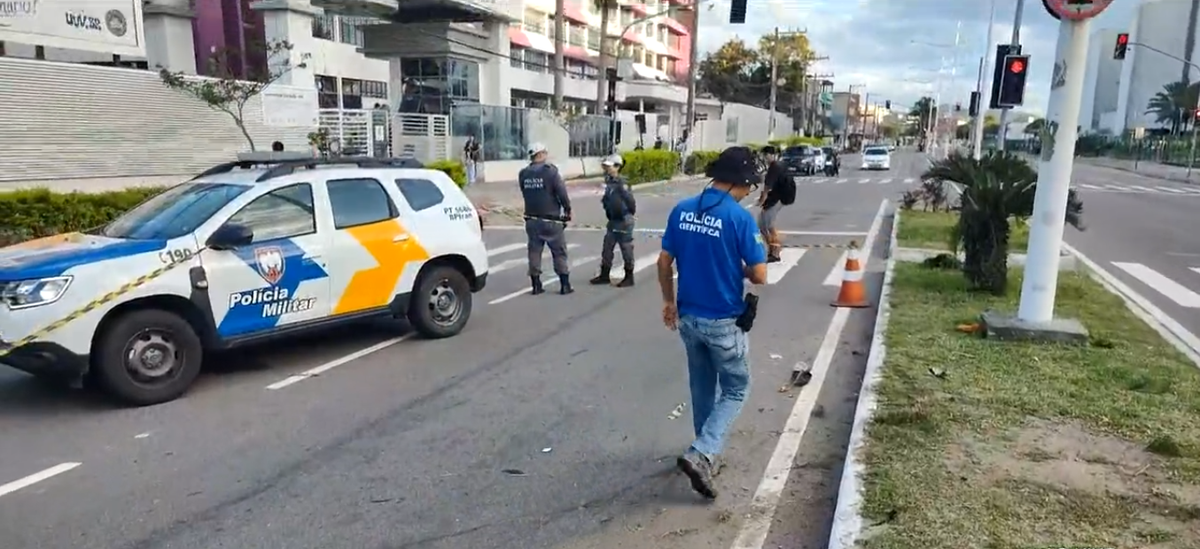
<box><xmin>972</xmin><ymin>0</ymin><xmax>998</xmax><ymax>158</ymax></box>
<box><xmin>946</xmin><ymin>20</ymin><xmax>962</xmax><ymax>152</ymax></box>
<box><xmin>768</xmin><ymin>27</ymin><xmax>779</xmax><ymax>140</ymax></box>
<box><xmin>996</xmin><ymin>0</ymin><xmax>1026</xmax><ymax>151</ymax></box>
<box><xmin>1016</xmin><ymin>17</ymin><xmax>1091</xmax><ymax>322</ymax></box>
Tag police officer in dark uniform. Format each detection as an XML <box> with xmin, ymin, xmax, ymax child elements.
<box><xmin>590</xmin><ymin>154</ymin><xmax>636</xmax><ymax>287</ymax></box>
<box><xmin>519</xmin><ymin>142</ymin><xmax>574</xmax><ymax>295</ymax></box>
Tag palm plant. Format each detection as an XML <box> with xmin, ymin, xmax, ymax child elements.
<box><xmin>922</xmin><ymin>150</ymin><xmax>1085</xmax><ymax>294</ymax></box>
<box><xmin>1145</xmin><ymin>80</ymin><xmax>1200</xmax><ymax>134</ymax></box>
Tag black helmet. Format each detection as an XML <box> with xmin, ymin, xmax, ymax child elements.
<box><xmin>706</xmin><ymin>146</ymin><xmax>762</xmax><ymax>186</ymax></box>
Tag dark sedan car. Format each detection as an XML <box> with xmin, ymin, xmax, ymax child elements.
<box><xmin>781</xmin><ymin>146</ymin><xmax>816</xmax><ymax>175</ymax></box>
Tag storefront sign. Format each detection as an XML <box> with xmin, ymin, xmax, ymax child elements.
<box><xmin>0</xmin><ymin>0</ymin><xmax>144</xmax><ymax>57</ymax></box>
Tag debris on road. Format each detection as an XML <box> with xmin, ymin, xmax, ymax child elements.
<box><xmin>541</xmin><ymin>447</ymin><xmax>552</xmax><ymax>453</ymax></box>
<box><xmin>667</xmin><ymin>403</ymin><xmax>687</xmax><ymax>420</ymax></box>
<box><xmin>501</xmin><ymin>469</ymin><xmax>527</xmax><ymax>476</ymax></box>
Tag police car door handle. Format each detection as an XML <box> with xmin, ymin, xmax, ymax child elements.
<box><xmin>392</xmin><ymin>234</ymin><xmax>410</xmax><ymax>243</ymax></box>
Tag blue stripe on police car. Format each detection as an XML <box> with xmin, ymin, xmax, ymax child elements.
<box><xmin>216</xmin><ymin>239</ymin><xmax>328</xmax><ymax>337</ymax></box>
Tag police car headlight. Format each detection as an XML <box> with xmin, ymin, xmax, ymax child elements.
<box><xmin>0</xmin><ymin>276</ymin><xmax>72</xmax><ymax>309</ymax></box>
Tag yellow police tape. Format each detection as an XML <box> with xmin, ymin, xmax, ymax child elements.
<box><xmin>0</xmin><ymin>248</ymin><xmax>204</xmax><ymax>359</ymax></box>
<box><xmin>479</xmin><ymin>207</ymin><xmax>857</xmax><ymax>250</ymax></box>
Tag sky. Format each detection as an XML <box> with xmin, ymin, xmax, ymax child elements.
<box><xmin>695</xmin><ymin>0</ymin><xmax>1139</xmax><ymax>116</ymax></box>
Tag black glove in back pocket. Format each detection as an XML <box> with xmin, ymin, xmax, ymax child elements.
<box><xmin>735</xmin><ymin>293</ymin><xmax>759</xmax><ymax>332</ymax></box>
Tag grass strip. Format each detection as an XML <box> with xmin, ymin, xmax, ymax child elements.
<box><xmin>860</xmin><ymin>263</ymin><xmax>1200</xmax><ymax>548</ymax></box>
<box><xmin>895</xmin><ymin>210</ymin><xmax>1029</xmax><ymax>252</ymax></box>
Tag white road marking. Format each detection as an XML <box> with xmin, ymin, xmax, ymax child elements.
<box><xmin>1128</xmin><ymin>185</ymin><xmax>1156</xmax><ymax>192</ymax></box>
<box><xmin>857</xmin><ymin>178</ymin><xmax>869</xmax><ymax>183</ymax></box>
<box><xmin>487</xmin><ymin>243</ymin><xmax>525</xmax><ymax>256</ymax></box>
<box><xmin>488</xmin><ymin>255</ymin><xmax>600</xmax><ymax>304</ymax></box>
<box><xmin>1190</xmin><ymin>267</ymin><xmax>1200</xmax><ymax>276</ymax></box>
<box><xmin>1112</xmin><ymin>262</ymin><xmax>1200</xmax><ymax>308</ymax></box>
<box><xmin>1104</xmin><ymin>184</ymin><xmax>1131</xmax><ymax>191</ymax></box>
<box><xmin>878</xmin><ymin>178</ymin><xmax>892</xmax><ymax>184</ymax></box>
<box><xmin>812</xmin><ymin>178</ymin><xmax>828</xmax><ymax>184</ymax></box>
<box><xmin>731</xmin><ymin>199</ymin><xmax>888</xmax><ymax>549</ymax></box>
<box><xmin>823</xmin><ymin>251</ymin><xmax>849</xmax><ymax>286</ymax></box>
<box><xmin>780</xmin><ymin>230</ymin><xmax>866</xmax><ymax>236</ymax></box>
<box><xmin>835</xmin><ymin>178</ymin><xmax>847</xmax><ymax>184</ymax></box>
<box><xmin>489</xmin><ymin>244</ymin><xmax>579</xmax><ymax>274</ymax></box>
<box><xmin>1080</xmin><ymin>183</ymin><xmax>1103</xmax><ymax>189</ymax></box>
<box><xmin>266</xmin><ymin>334</ymin><xmax>416</xmax><ymax>390</ymax></box>
<box><xmin>765</xmin><ymin>249</ymin><xmax>806</xmax><ymax>284</ymax></box>
<box><xmin>1158</xmin><ymin>187</ymin><xmax>1187</xmax><ymax>194</ymax></box>
<box><xmin>903</xmin><ymin>178</ymin><xmax>914</xmax><ymax>184</ymax></box>
<box><xmin>0</xmin><ymin>463</ymin><xmax>81</xmax><ymax>498</ymax></box>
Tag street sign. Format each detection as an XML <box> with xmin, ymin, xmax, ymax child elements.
<box><xmin>1043</xmin><ymin>0</ymin><xmax>1114</xmax><ymax>21</ymax></box>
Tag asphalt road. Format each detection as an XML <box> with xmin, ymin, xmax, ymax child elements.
<box><xmin>1062</xmin><ymin>161</ymin><xmax>1200</xmax><ymax>338</ymax></box>
<box><xmin>0</xmin><ymin>153</ymin><xmax>922</xmax><ymax>549</ymax></box>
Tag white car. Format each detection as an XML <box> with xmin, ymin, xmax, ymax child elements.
<box><xmin>0</xmin><ymin>153</ymin><xmax>489</xmax><ymax>405</ymax></box>
<box><xmin>861</xmin><ymin>147</ymin><xmax>891</xmax><ymax>170</ymax></box>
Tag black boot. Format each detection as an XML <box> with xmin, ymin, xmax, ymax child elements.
<box><xmin>589</xmin><ymin>266</ymin><xmax>611</xmax><ymax>285</ymax></box>
<box><xmin>531</xmin><ymin>276</ymin><xmax>545</xmax><ymax>295</ymax></box>
<box><xmin>559</xmin><ymin>274</ymin><xmax>574</xmax><ymax>294</ymax></box>
<box><xmin>616</xmin><ymin>267</ymin><xmax>634</xmax><ymax>287</ymax></box>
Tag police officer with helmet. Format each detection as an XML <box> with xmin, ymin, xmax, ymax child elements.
<box><xmin>656</xmin><ymin>146</ymin><xmax>768</xmax><ymax>499</ymax></box>
<box><xmin>589</xmin><ymin>154</ymin><xmax>637</xmax><ymax>288</ymax></box>
<box><xmin>519</xmin><ymin>142</ymin><xmax>574</xmax><ymax>295</ymax></box>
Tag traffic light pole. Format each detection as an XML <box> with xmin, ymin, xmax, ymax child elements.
<box><xmin>995</xmin><ymin>0</ymin><xmax>1025</xmax><ymax>151</ymax></box>
<box><xmin>1016</xmin><ymin>16</ymin><xmax>1091</xmax><ymax>323</ymax></box>
<box><xmin>971</xmin><ymin>0</ymin><xmax>998</xmax><ymax>159</ymax></box>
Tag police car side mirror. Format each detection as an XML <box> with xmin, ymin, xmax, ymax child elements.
<box><xmin>207</xmin><ymin>223</ymin><xmax>254</xmax><ymax>251</ymax></box>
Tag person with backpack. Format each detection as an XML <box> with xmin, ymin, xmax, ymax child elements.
<box><xmin>755</xmin><ymin>145</ymin><xmax>796</xmax><ymax>263</ymax></box>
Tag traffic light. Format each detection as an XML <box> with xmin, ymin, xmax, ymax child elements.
<box><xmin>730</xmin><ymin>0</ymin><xmax>746</xmax><ymax>23</ymax></box>
<box><xmin>968</xmin><ymin>91</ymin><xmax>981</xmax><ymax>116</ymax></box>
<box><xmin>997</xmin><ymin>54</ymin><xmax>1030</xmax><ymax>107</ymax></box>
<box><xmin>989</xmin><ymin>44</ymin><xmax>1021</xmax><ymax>109</ymax></box>
<box><xmin>954</xmin><ymin>102</ymin><xmax>961</xmax><ymax>112</ymax></box>
<box><xmin>885</xmin><ymin>100</ymin><xmax>891</xmax><ymax>109</ymax></box>
<box><xmin>1114</xmin><ymin>33</ymin><xmax>1129</xmax><ymax>60</ymax></box>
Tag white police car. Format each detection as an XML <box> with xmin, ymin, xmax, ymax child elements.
<box><xmin>0</xmin><ymin>154</ymin><xmax>489</xmax><ymax>406</ymax></box>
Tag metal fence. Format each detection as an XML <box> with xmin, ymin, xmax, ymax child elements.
<box><xmin>451</xmin><ymin>104</ymin><xmax>615</xmax><ymax>161</ymax></box>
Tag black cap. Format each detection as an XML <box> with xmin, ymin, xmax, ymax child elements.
<box><xmin>761</xmin><ymin>145</ymin><xmax>778</xmax><ymax>154</ymax></box>
<box><xmin>706</xmin><ymin>146</ymin><xmax>762</xmax><ymax>186</ymax></box>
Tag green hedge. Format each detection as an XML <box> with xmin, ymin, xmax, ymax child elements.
<box><xmin>620</xmin><ymin>149</ymin><xmax>679</xmax><ymax>184</ymax></box>
<box><xmin>427</xmin><ymin>160</ymin><xmax>467</xmax><ymax>187</ymax></box>
<box><xmin>684</xmin><ymin>150</ymin><xmax>721</xmax><ymax>174</ymax></box>
<box><xmin>0</xmin><ymin>187</ymin><xmax>167</xmax><ymax>247</ymax></box>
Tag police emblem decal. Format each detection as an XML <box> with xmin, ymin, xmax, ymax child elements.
<box><xmin>104</xmin><ymin>9</ymin><xmax>127</xmax><ymax>37</ymax></box>
<box><xmin>254</xmin><ymin>246</ymin><xmax>285</xmax><ymax>285</ymax></box>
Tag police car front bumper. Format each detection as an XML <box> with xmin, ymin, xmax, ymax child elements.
<box><xmin>0</xmin><ymin>339</ymin><xmax>89</xmax><ymax>380</ymax></box>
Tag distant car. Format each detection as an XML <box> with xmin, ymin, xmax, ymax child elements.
<box><xmin>861</xmin><ymin>146</ymin><xmax>891</xmax><ymax>170</ymax></box>
<box><xmin>781</xmin><ymin>146</ymin><xmax>806</xmax><ymax>174</ymax></box>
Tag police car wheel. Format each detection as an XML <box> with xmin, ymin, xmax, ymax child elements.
<box><xmin>408</xmin><ymin>266</ymin><xmax>472</xmax><ymax>339</ymax></box>
<box><xmin>93</xmin><ymin>309</ymin><xmax>203</xmax><ymax>406</ymax></box>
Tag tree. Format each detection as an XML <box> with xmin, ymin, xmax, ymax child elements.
<box><xmin>1145</xmin><ymin>79</ymin><xmax>1200</xmax><ymax>134</ymax></box>
<box><xmin>909</xmin><ymin>97</ymin><xmax>935</xmax><ymax>135</ymax></box>
<box><xmin>984</xmin><ymin>114</ymin><xmax>1001</xmax><ymax>136</ymax></box>
<box><xmin>160</xmin><ymin>39</ymin><xmax>306</xmax><ymax>151</ymax></box>
<box><xmin>697</xmin><ymin>39</ymin><xmax>760</xmax><ymax>104</ymax></box>
<box><xmin>1024</xmin><ymin>117</ymin><xmax>1045</xmax><ymax>135</ymax></box>
<box><xmin>696</xmin><ymin>35</ymin><xmax>819</xmax><ymax>111</ymax></box>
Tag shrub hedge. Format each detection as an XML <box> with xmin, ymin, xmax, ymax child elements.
<box><xmin>619</xmin><ymin>149</ymin><xmax>679</xmax><ymax>184</ymax></box>
<box><xmin>0</xmin><ymin>187</ymin><xmax>167</xmax><ymax>247</ymax></box>
<box><xmin>427</xmin><ymin>159</ymin><xmax>467</xmax><ymax>187</ymax></box>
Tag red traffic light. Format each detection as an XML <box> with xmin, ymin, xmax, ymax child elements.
<box><xmin>1117</xmin><ymin>33</ymin><xmax>1129</xmax><ymax>44</ymax></box>
<box><xmin>1008</xmin><ymin>58</ymin><xmax>1026</xmax><ymax>73</ymax></box>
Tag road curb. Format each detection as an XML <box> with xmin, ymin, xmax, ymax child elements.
<box><xmin>826</xmin><ymin>207</ymin><xmax>900</xmax><ymax>549</ymax></box>
<box><xmin>1079</xmin><ymin>160</ymin><xmax>1198</xmax><ymax>186</ymax></box>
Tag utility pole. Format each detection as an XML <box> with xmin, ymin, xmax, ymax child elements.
<box><xmin>768</xmin><ymin>27</ymin><xmax>780</xmax><ymax>139</ymax></box>
<box><xmin>552</xmin><ymin>0</ymin><xmax>566</xmax><ymax>109</ymax></box>
<box><xmin>995</xmin><ymin>0</ymin><xmax>1025</xmax><ymax>150</ymax></box>
<box><xmin>972</xmin><ymin>0</ymin><xmax>997</xmax><ymax>158</ymax></box>
<box><xmin>684</xmin><ymin>2</ymin><xmax>700</xmax><ymax>156</ymax></box>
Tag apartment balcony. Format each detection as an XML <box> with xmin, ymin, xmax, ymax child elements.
<box><xmin>625</xmin><ymin>3</ymin><xmax>688</xmax><ymax>35</ymax></box>
<box><xmin>314</xmin><ymin>0</ymin><xmax>519</xmax><ymax>22</ymax></box>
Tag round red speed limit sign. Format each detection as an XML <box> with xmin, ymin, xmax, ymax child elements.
<box><xmin>1044</xmin><ymin>0</ymin><xmax>1114</xmax><ymax>20</ymax></box>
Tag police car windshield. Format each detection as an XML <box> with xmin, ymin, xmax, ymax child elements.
<box><xmin>102</xmin><ymin>183</ymin><xmax>251</xmax><ymax>240</ymax></box>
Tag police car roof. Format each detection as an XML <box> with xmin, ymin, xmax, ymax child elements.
<box><xmin>189</xmin><ymin>156</ymin><xmax>432</xmax><ymax>185</ymax></box>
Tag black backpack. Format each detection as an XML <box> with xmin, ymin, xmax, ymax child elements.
<box><xmin>777</xmin><ymin>171</ymin><xmax>797</xmax><ymax>205</ymax></box>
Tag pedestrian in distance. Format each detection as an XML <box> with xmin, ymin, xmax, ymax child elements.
<box><xmin>590</xmin><ymin>154</ymin><xmax>636</xmax><ymax>288</ymax></box>
<box><xmin>463</xmin><ymin>135</ymin><xmax>482</xmax><ymax>185</ymax></box>
<box><xmin>656</xmin><ymin>146</ymin><xmax>768</xmax><ymax>499</ymax></box>
<box><xmin>756</xmin><ymin>145</ymin><xmax>796</xmax><ymax>263</ymax></box>
<box><xmin>519</xmin><ymin>142</ymin><xmax>574</xmax><ymax>295</ymax></box>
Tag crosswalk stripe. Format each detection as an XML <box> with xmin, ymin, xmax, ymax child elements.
<box><xmin>878</xmin><ymin>179</ymin><xmax>892</xmax><ymax>184</ymax></box>
<box><xmin>1104</xmin><ymin>184</ymin><xmax>1129</xmax><ymax>191</ymax></box>
<box><xmin>1181</xmin><ymin>187</ymin><xmax>1200</xmax><ymax>194</ymax></box>
<box><xmin>858</xmin><ymin>178</ymin><xmax>869</xmax><ymax>183</ymax></box>
<box><xmin>1158</xmin><ymin>187</ymin><xmax>1187</xmax><ymax>193</ymax></box>
<box><xmin>1191</xmin><ymin>267</ymin><xmax>1200</xmax><ymax>276</ymax></box>
<box><xmin>488</xmin><ymin>243</ymin><xmax>525</xmax><ymax>256</ymax></box>
<box><xmin>1113</xmin><ymin>262</ymin><xmax>1200</xmax><ymax>307</ymax></box>
<box><xmin>812</xmin><ymin>178</ymin><xmax>828</xmax><ymax>183</ymax></box>
<box><xmin>1129</xmin><ymin>185</ymin><xmax>1155</xmax><ymax>192</ymax></box>
<box><xmin>835</xmin><ymin>178</ymin><xmax>847</xmax><ymax>184</ymax></box>
<box><xmin>488</xmin><ymin>255</ymin><xmax>600</xmax><ymax>304</ymax></box>
<box><xmin>1080</xmin><ymin>183</ymin><xmax>1103</xmax><ymax>189</ymax></box>
<box><xmin>765</xmin><ymin>249</ymin><xmax>806</xmax><ymax>284</ymax></box>
<box><xmin>903</xmin><ymin>178</ymin><xmax>914</xmax><ymax>184</ymax></box>
<box><xmin>488</xmin><ymin>244</ymin><xmax>579</xmax><ymax>274</ymax></box>
<box><xmin>823</xmin><ymin>251</ymin><xmax>848</xmax><ymax>286</ymax></box>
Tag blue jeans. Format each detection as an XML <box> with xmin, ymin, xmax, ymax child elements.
<box><xmin>465</xmin><ymin>160</ymin><xmax>478</xmax><ymax>185</ymax></box>
<box><xmin>678</xmin><ymin>315</ymin><xmax>750</xmax><ymax>459</ymax></box>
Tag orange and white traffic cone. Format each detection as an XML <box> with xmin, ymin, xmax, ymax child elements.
<box><xmin>832</xmin><ymin>242</ymin><xmax>869</xmax><ymax>308</ymax></box>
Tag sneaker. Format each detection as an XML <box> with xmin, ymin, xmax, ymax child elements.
<box><xmin>767</xmin><ymin>254</ymin><xmax>782</xmax><ymax>263</ymax></box>
<box><xmin>676</xmin><ymin>452</ymin><xmax>717</xmax><ymax>499</ymax></box>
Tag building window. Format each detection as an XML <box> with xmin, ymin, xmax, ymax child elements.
<box><xmin>451</xmin><ymin>104</ymin><xmax>530</xmax><ymax>161</ymax></box>
<box><xmin>569</xmin><ymin>24</ymin><xmax>585</xmax><ymax>47</ymax></box>
<box><xmin>362</xmin><ymin>80</ymin><xmax>388</xmax><ymax>100</ymax></box>
<box><xmin>342</xmin><ymin>78</ymin><xmax>363</xmax><ymax>109</ymax></box>
<box><xmin>399</xmin><ymin>58</ymin><xmax>480</xmax><ymax>115</ymax></box>
<box><xmin>587</xmin><ymin>31</ymin><xmax>600</xmax><ymax>51</ymax></box>
<box><xmin>316</xmin><ymin>75</ymin><xmax>339</xmax><ymax>109</ymax></box>
<box><xmin>312</xmin><ymin>13</ymin><xmax>335</xmax><ymax>40</ymax></box>
<box><xmin>511</xmin><ymin>46</ymin><xmax>526</xmax><ymax>68</ymax></box>
<box><xmin>339</xmin><ymin>16</ymin><xmax>376</xmax><ymax>47</ymax></box>
<box><xmin>523</xmin><ymin>9</ymin><xmax>545</xmax><ymax>34</ymax></box>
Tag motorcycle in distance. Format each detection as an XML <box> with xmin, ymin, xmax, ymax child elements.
<box><xmin>822</xmin><ymin>146</ymin><xmax>840</xmax><ymax>176</ymax></box>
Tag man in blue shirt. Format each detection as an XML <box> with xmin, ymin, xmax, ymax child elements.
<box><xmin>656</xmin><ymin>146</ymin><xmax>768</xmax><ymax>499</ymax></box>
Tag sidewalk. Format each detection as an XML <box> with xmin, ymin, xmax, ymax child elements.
<box><xmin>1076</xmin><ymin>156</ymin><xmax>1200</xmax><ymax>184</ymax></box>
